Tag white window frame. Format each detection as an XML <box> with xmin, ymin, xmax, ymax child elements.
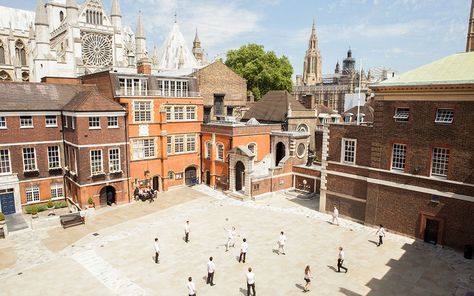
<box><xmin>165</xmin><ymin>106</ymin><xmax>172</xmax><ymax>121</ymax></box>
<box><xmin>133</xmin><ymin>101</ymin><xmax>152</xmax><ymax>123</ymax></box>
<box><xmin>431</xmin><ymin>147</ymin><xmax>449</xmax><ymax>178</ymax></box>
<box><xmin>391</xmin><ymin>143</ymin><xmax>407</xmax><ymax>171</ymax></box>
<box><xmin>216</xmin><ymin>143</ymin><xmax>224</xmax><ymax>161</ymax></box>
<box><xmin>186</xmin><ymin>106</ymin><xmax>196</xmax><ymax>120</ymax></box>
<box><xmin>434</xmin><ymin>108</ymin><xmax>454</xmax><ymax>124</ymax></box>
<box><xmin>132</xmin><ymin>138</ymin><xmax>156</xmax><ymax>160</ymax></box>
<box><xmin>47</xmin><ymin>146</ymin><xmax>61</xmax><ymax>169</ymax></box>
<box><xmin>167</xmin><ymin>136</ymin><xmax>172</xmax><ymax>155</ymax></box>
<box><xmin>88</xmin><ymin>116</ymin><xmax>101</xmax><ymax>129</ymax></box>
<box><xmin>64</xmin><ymin>115</ymin><xmax>68</xmax><ymax>128</ymax></box>
<box><xmin>90</xmin><ymin>149</ymin><xmax>103</xmax><ymax>175</ymax></box>
<box><xmin>0</xmin><ymin>149</ymin><xmax>11</xmax><ymax>175</ymax></box>
<box><xmin>174</xmin><ymin>135</ymin><xmax>185</xmax><ymax>153</ymax></box>
<box><xmin>0</xmin><ymin>116</ymin><xmax>6</xmax><ymax>129</ymax></box>
<box><xmin>20</xmin><ymin>116</ymin><xmax>33</xmax><ymax>128</ymax></box>
<box><xmin>50</xmin><ymin>183</ymin><xmax>64</xmax><ymax>199</ymax></box>
<box><xmin>205</xmin><ymin>141</ymin><xmax>212</xmax><ymax>159</ymax></box>
<box><xmin>393</xmin><ymin>107</ymin><xmax>410</xmax><ymax>122</ymax></box>
<box><xmin>108</xmin><ymin>148</ymin><xmax>121</xmax><ymax>173</ymax></box>
<box><xmin>26</xmin><ymin>186</ymin><xmax>40</xmax><ymax>203</ymax></box>
<box><xmin>71</xmin><ymin>116</ymin><xmax>75</xmax><ymax>129</ymax></box>
<box><xmin>22</xmin><ymin>147</ymin><xmax>37</xmax><ymax>172</ymax></box>
<box><xmin>186</xmin><ymin>134</ymin><xmax>196</xmax><ymax>152</ymax></box>
<box><xmin>174</xmin><ymin>106</ymin><xmax>184</xmax><ymax>121</ymax></box>
<box><xmin>341</xmin><ymin>138</ymin><xmax>356</xmax><ymax>165</ymax></box>
<box><xmin>45</xmin><ymin>115</ymin><xmax>57</xmax><ymax>127</ymax></box>
<box><xmin>297</xmin><ymin>123</ymin><xmax>309</xmax><ymax>132</ymax></box>
<box><xmin>107</xmin><ymin>116</ymin><xmax>119</xmax><ymax>128</ymax></box>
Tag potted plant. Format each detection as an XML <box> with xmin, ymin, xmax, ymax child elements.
<box><xmin>87</xmin><ymin>197</ymin><xmax>95</xmax><ymax>208</ymax></box>
<box><xmin>0</xmin><ymin>212</ymin><xmax>5</xmax><ymax>225</ymax></box>
<box><xmin>31</xmin><ymin>206</ymin><xmax>38</xmax><ymax>219</ymax></box>
<box><xmin>46</xmin><ymin>199</ymin><xmax>55</xmax><ymax>216</ymax></box>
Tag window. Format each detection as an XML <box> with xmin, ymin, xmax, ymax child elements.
<box><xmin>0</xmin><ymin>116</ymin><xmax>6</xmax><ymax>128</ymax></box>
<box><xmin>90</xmin><ymin>150</ymin><xmax>103</xmax><ymax>175</ymax></box>
<box><xmin>186</xmin><ymin>106</ymin><xmax>196</xmax><ymax>120</ymax></box>
<box><xmin>167</xmin><ymin>137</ymin><xmax>172</xmax><ymax>154</ymax></box>
<box><xmin>108</xmin><ymin>116</ymin><xmax>118</xmax><ymax>128</ymax></box>
<box><xmin>50</xmin><ymin>183</ymin><xmax>64</xmax><ymax>199</ymax></box>
<box><xmin>175</xmin><ymin>173</ymin><xmax>183</xmax><ymax>180</ymax></box>
<box><xmin>393</xmin><ymin>108</ymin><xmax>410</xmax><ymax>122</ymax></box>
<box><xmin>247</xmin><ymin>143</ymin><xmax>257</xmax><ymax>155</ymax></box>
<box><xmin>214</xmin><ymin>95</ymin><xmax>224</xmax><ymax>116</ymax></box>
<box><xmin>22</xmin><ymin>147</ymin><xmax>37</xmax><ymax>171</ymax></box>
<box><xmin>45</xmin><ymin>115</ymin><xmax>57</xmax><ymax>127</ymax></box>
<box><xmin>168</xmin><ymin>171</ymin><xmax>174</xmax><ymax>180</ymax></box>
<box><xmin>341</xmin><ymin>139</ymin><xmax>356</xmax><ymax>164</ymax></box>
<box><xmin>174</xmin><ymin>136</ymin><xmax>184</xmax><ymax>153</ymax></box>
<box><xmin>20</xmin><ymin>116</ymin><xmax>33</xmax><ymax>128</ymax></box>
<box><xmin>174</xmin><ymin>106</ymin><xmax>184</xmax><ymax>120</ymax></box>
<box><xmin>297</xmin><ymin>124</ymin><xmax>309</xmax><ymax>132</ymax></box>
<box><xmin>158</xmin><ymin>79</ymin><xmax>188</xmax><ymax>97</ymax></box>
<box><xmin>0</xmin><ymin>42</ymin><xmax>5</xmax><ymax>64</ymax></box>
<box><xmin>0</xmin><ymin>149</ymin><xmax>11</xmax><ymax>174</ymax></box>
<box><xmin>132</xmin><ymin>139</ymin><xmax>155</xmax><ymax>160</ymax></box>
<box><xmin>431</xmin><ymin>147</ymin><xmax>449</xmax><ymax>178</ymax></box>
<box><xmin>118</xmin><ymin>78</ymin><xmax>148</xmax><ymax>96</ymax></box>
<box><xmin>64</xmin><ymin>116</ymin><xmax>68</xmax><ymax>128</ymax></box>
<box><xmin>134</xmin><ymin>101</ymin><xmax>152</xmax><ymax>122</ymax></box>
<box><xmin>216</xmin><ymin>143</ymin><xmax>224</xmax><ymax>161</ymax></box>
<box><xmin>186</xmin><ymin>134</ymin><xmax>196</xmax><ymax>152</ymax></box>
<box><xmin>89</xmin><ymin>117</ymin><xmax>100</xmax><ymax>129</ymax></box>
<box><xmin>165</xmin><ymin>106</ymin><xmax>172</xmax><ymax>121</ymax></box>
<box><xmin>344</xmin><ymin>115</ymin><xmax>352</xmax><ymax>123</ymax></box>
<box><xmin>48</xmin><ymin>146</ymin><xmax>61</xmax><ymax>169</ymax></box>
<box><xmin>205</xmin><ymin>141</ymin><xmax>212</xmax><ymax>159</ymax></box>
<box><xmin>71</xmin><ymin>117</ymin><xmax>75</xmax><ymax>129</ymax></box>
<box><xmin>297</xmin><ymin>143</ymin><xmax>306</xmax><ymax>158</ymax></box>
<box><xmin>109</xmin><ymin>148</ymin><xmax>121</xmax><ymax>172</ymax></box>
<box><xmin>26</xmin><ymin>186</ymin><xmax>40</xmax><ymax>203</ymax></box>
<box><xmin>15</xmin><ymin>40</ymin><xmax>27</xmax><ymax>66</ymax></box>
<box><xmin>391</xmin><ymin>144</ymin><xmax>407</xmax><ymax>171</ymax></box>
<box><xmin>435</xmin><ymin>109</ymin><xmax>454</xmax><ymax>124</ymax></box>
<box><xmin>59</xmin><ymin>11</ymin><xmax>64</xmax><ymax>22</ymax></box>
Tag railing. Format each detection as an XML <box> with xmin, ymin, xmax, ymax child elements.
<box><xmin>118</xmin><ymin>89</ymin><xmax>201</xmax><ymax>98</ymax></box>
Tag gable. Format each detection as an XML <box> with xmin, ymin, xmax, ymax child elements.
<box><xmin>78</xmin><ymin>0</ymin><xmax>112</xmax><ymax>27</ymax></box>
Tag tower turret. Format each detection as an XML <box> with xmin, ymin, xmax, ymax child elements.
<box><xmin>302</xmin><ymin>19</ymin><xmax>322</xmax><ymax>86</ymax></box>
<box><xmin>111</xmin><ymin>0</ymin><xmax>122</xmax><ymax>29</ymax></box>
<box><xmin>335</xmin><ymin>61</ymin><xmax>340</xmax><ymax>74</ymax></box>
<box><xmin>66</xmin><ymin>0</ymin><xmax>78</xmax><ymax>24</ymax></box>
<box><xmin>192</xmin><ymin>28</ymin><xmax>204</xmax><ymax>65</ymax></box>
<box><xmin>135</xmin><ymin>11</ymin><xmax>147</xmax><ymax>61</ymax></box>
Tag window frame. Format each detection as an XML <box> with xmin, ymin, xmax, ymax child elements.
<box><xmin>340</xmin><ymin>138</ymin><xmax>356</xmax><ymax>165</ymax></box>
<box><xmin>393</xmin><ymin>107</ymin><xmax>410</xmax><ymax>122</ymax></box>
<box><xmin>390</xmin><ymin>143</ymin><xmax>407</xmax><ymax>171</ymax></box>
<box><xmin>47</xmin><ymin>146</ymin><xmax>61</xmax><ymax>169</ymax></box>
<box><xmin>26</xmin><ymin>186</ymin><xmax>40</xmax><ymax>203</ymax></box>
<box><xmin>45</xmin><ymin>115</ymin><xmax>58</xmax><ymax>127</ymax></box>
<box><xmin>174</xmin><ymin>135</ymin><xmax>185</xmax><ymax>153</ymax></box>
<box><xmin>131</xmin><ymin>138</ymin><xmax>156</xmax><ymax>160</ymax></box>
<box><xmin>434</xmin><ymin>108</ymin><xmax>454</xmax><ymax>124</ymax></box>
<box><xmin>186</xmin><ymin>134</ymin><xmax>196</xmax><ymax>152</ymax></box>
<box><xmin>88</xmin><ymin>116</ymin><xmax>101</xmax><ymax>129</ymax></box>
<box><xmin>107</xmin><ymin>116</ymin><xmax>119</xmax><ymax>128</ymax></box>
<box><xmin>50</xmin><ymin>183</ymin><xmax>64</xmax><ymax>199</ymax></box>
<box><xmin>90</xmin><ymin>149</ymin><xmax>104</xmax><ymax>175</ymax></box>
<box><xmin>20</xmin><ymin>116</ymin><xmax>33</xmax><ymax>128</ymax></box>
<box><xmin>0</xmin><ymin>149</ymin><xmax>11</xmax><ymax>175</ymax></box>
<box><xmin>22</xmin><ymin>147</ymin><xmax>37</xmax><ymax>172</ymax></box>
<box><xmin>430</xmin><ymin>147</ymin><xmax>450</xmax><ymax>178</ymax></box>
<box><xmin>0</xmin><ymin>116</ymin><xmax>7</xmax><ymax>129</ymax></box>
<box><xmin>108</xmin><ymin>148</ymin><xmax>121</xmax><ymax>173</ymax></box>
<box><xmin>216</xmin><ymin>143</ymin><xmax>224</xmax><ymax>162</ymax></box>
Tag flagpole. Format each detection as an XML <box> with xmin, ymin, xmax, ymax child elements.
<box><xmin>356</xmin><ymin>59</ymin><xmax>362</xmax><ymax>125</ymax></box>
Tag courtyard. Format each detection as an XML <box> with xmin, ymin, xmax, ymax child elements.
<box><xmin>0</xmin><ymin>186</ymin><xmax>472</xmax><ymax>296</ymax></box>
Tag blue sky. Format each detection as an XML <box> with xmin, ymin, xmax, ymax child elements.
<box><xmin>2</xmin><ymin>0</ymin><xmax>471</xmax><ymax>76</ymax></box>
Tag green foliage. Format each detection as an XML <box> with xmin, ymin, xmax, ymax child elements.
<box><xmin>47</xmin><ymin>199</ymin><xmax>54</xmax><ymax>208</ymax></box>
<box><xmin>88</xmin><ymin>197</ymin><xmax>94</xmax><ymax>205</ymax></box>
<box><xmin>54</xmin><ymin>201</ymin><xmax>67</xmax><ymax>209</ymax></box>
<box><xmin>24</xmin><ymin>201</ymin><xmax>67</xmax><ymax>214</ymax></box>
<box><xmin>31</xmin><ymin>206</ymin><xmax>38</xmax><ymax>215</ymax></box>
<box><xmin>0</xmin><ymin>212</ymin><xmax>4</xmax><ymax>221</ymax></box>
<box><xmin>225</xmin><ymin>44</ymin><xmax>293</xmax><ymax>99</ymax></box>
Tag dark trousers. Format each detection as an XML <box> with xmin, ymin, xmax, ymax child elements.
<box><xmin>337</xmin><ymin>259</ymin><xmax>347</xmax><ymax>272</ymax></box>
<box><xmin>378</xmin><ymin>235</ymin><xmax>383</xmax><ymax>246</ymax></box>
<box><xmin>185</xmin><ymin>232</ymin><xmax>189</xmax><ymax>243</ymax></box>
<box><xmin>207</xmin><ymin>272</ymin><xmax>214</xmax><ymax>285</ymax></box>
<box><xmin>247</xmin><ymin>283</ymin><xmax>256</xmax><ymax>296</ymax></box>
<box><xmin>155</xmin><ymin>252</ymin><xmax>159</xmax><ymax>264</ymax></box>
<box><xmin>239</xmin><ymin>252</ymin><xmax>246</xmax><ymax>263</ymax></box>
<box><xmin>189</xmin><ymin>294</ymin><xmax>196</xmax><ymax>296</ymax></box>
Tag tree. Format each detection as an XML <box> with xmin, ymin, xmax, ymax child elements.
<box><xmin>225</xmin><ymin>44</ymin><xmax>293</xmax><ymax>99</ymax></box>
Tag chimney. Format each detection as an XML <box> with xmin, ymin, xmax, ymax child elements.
<box><xmin>137</xmin><ymin>57</ymin><xmax>152</xmax><ymax>75</ymax></box>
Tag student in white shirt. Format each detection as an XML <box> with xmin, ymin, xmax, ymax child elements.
<box><xmin>153</xmin><ymin>238</ymin><xmax>160</xmax><ymax>264</ymax></box>
<box><xmin>277</xmin><ymin>231</ymin><xmax>287</xmax><ymax>255</ymax></box>
<box><xmin>225</xmin><ymin>226</ymin><xmax>238</xmax><ymax>252</ymax></box>
<box><xmin>376</xmin><ymin>224</ymin><xmax>385</xmax><ymax>247</ymax></box>
<box><xmin>184</xmin><ymin>221</ymin><xmax>190</xmax><ymax>243</ymax></box>
<box><xmin>246</xmin><ymin>267</ymin><xmax>256</xmax><ymax>296</ymax></box>
<box><xmin>187</xmin><ymin>277</ymin><xmax>196</xmax><ymax>296</ymax></box>
<box><xmin>332</xmin><ymin>206</ymin><xmax>339</xmax><ymax>225</ymax></box>
<box><xmin>239</xmin><ymin>238</ymin><xmax>248</xmax><ymax>263</ymax></box>
<box><xmin>206</xmin><ymin>257</ymin><xmax>216</xmax><ymax>286</ymax></box>
<box><xmin>303</xmin><ymin>265</ymin><xmax>312</xmax><ymax>292</ymax></box>
<box><xmin>337</xmin><ymin>246</ymin><xmax>348</xmax><ymax>273</ymax></box>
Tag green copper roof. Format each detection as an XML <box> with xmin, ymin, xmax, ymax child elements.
<box><xmin>373</xmin><ymin>52</ymin><xmax>474</xmax><ymax>87</ymax></box>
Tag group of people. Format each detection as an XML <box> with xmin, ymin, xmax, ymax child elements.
<box><xmin>152</xmin><ymin>212</ymin><xmax>387</xmax><ymax>295</ymax></box>
<box><xmin>133</xmin><ymin>187</ymin><xmax>157</xmax><ymax>203</ymax></box>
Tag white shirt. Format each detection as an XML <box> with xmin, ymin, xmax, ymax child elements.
<box><xmin>377</xmin><ymin>227</ymin><xmax>385</xmax><ymax>237</ymax></box>
<box><xmin>185</xmin><ymin>223</ymin><xmax>190</xmax><ymax>234</ymax></box>
<box><xmin>154</xmin><ymin>242</ymin><xmax>160</xmax><ymax>253</ymax></box>
<box><xmin>278</xmin><ymin>234</ymin><xmax>287</xmax><ymax>245</ymax></box>
<box><xmin>241</xmin><ymin>242</ymin><xmax>248</xmax><ymax>253</ymax></box>
<box><xmin>333</xmin><ymin>208</ymin><xmax>339</xmax><ymax>217</ymax></box>
<box><xmin>246</xmin><ymin>272</ymin><xmax>255</xmax><ymax>284</ymax></box>
<box><xmin>207</xmin><ymin>261</ymin><xmax>216</xmax><ymax>273</ymax></box>
<box><xmin>187</xmin><ymin>281</ymin><xmax>196</xmax><ymax>294</ymax></box>
<box><xmin>228</xmin><ymin>229</ymin><xmax>236</xmax><ymax>239</ymax></box>
<box><xmin>304</xmin><ymin>271</ymin><xmax>311</xmax><ymax>280</ymax></box>
<box><xmin>338</xmin><ymin>250</ymin><xmax>345</xmax><ymax>260</ymax></box>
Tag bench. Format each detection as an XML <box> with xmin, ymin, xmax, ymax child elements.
<box><xmin>0</xmin><ymin>227</ymin><xmax>4</xmax><ymax>239</ymax></box>
<box><xmin>60</xmin><ymin>213</ymin><xmax>85</xmax><ymax>229</ymax></box>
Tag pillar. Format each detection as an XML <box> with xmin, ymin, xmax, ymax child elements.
<box><xmin>210</xmin><ymin>133</ymin><xmax>216</xmax><ymax>188</ymax></box>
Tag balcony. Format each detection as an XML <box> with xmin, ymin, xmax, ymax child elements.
<box><xmin>118</xmin><ymin>89</ymin><xmax>200</xmax><ymax>98</ymax></box>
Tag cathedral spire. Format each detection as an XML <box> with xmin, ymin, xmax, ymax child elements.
<box><xmin>111</xmin><ymin>0</ymin><xmax>122</xmax><ymax>29</ymax></box>
<box><xmin>66</xmin><ymin>0</ymin><xmax>78</xmax><ymax>24</ymax></box>
<box><xmin>467</xmin><ymin>0</ymin><xmax>474</xmax><ymax>52</ymax></box>
<box><xmin>35</xmin><ymin>0</ymin><xmax>48</xmax><ymax>26</ymax></box>
<box><xmin>194</xmin><ymin>28</ymin><xmax>200</xmax><ymax>44</ymax></box>
<box><xmin>302</xmin><ymin>19</ymin><xmax>322</xmax><ymax>86</ymax></box>
<box><xmin>192</xmin><ymin>28</ymin><xmax>204</xmax><ymax>65</ymax></box>
<box><xmin>136</xmin><ymin>11</ymin><xmax>145</xmax><ymax>38</ymax></box>
<box><xmin>135</xmin><ymin>11</ymin><xmax>147</xmax><ymax>61</ymax></box>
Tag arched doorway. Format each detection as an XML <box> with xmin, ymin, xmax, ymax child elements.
<box><xmin>275</xmin><ymin>142</ymin><xmax>286</xmax><ymax>166</ymax></box>
<box><xmin>205</xmin><ymin>171</ymin><xmax>211</xmax><ymax>186</ymax></box>
<box><xmin>235</xmin><ymin>161</ymin><xmax>245</xmax><ymax>192</ymax></box>
<box><xmin>99</xmin><ymin>186</ymin><xmax>116</xmax><ymax>206</ymax></box>
<box><xmin>185</xmin><ymin>167</ymin><xmax>197</xmax><ymax>186</ymax></box>
<box><xmin>152</xmin><ymin>176</ymin><xmax>160</xmax><ymax>191</ymax></box>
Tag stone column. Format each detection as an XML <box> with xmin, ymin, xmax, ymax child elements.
<box><xmin>319</xmin><ymin>125</ymin><xmax>329</xmax><ymax>212</ymax></box>
<box><xmin>210</xmin><ymin>133</ymin><xmax>216</xmax><ymax>188</ymax></box>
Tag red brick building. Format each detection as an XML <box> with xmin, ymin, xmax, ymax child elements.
<box><xmin>320</xmin><ymin>52</ymin><xmax>474</xmax><ymax>249</ymax></box>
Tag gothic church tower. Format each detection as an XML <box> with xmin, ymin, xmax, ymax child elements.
<box><xmin>192</xmin><ymin>29</ymin><xmax>204</xmax><ymax>65</ymax></box>
<box><xmin>302</xmin><ymin>20</ymin><xmax>322</xmax><ymax>86</ymax></box>
<box><xmin>467</xmin><ymin>0</ymin><xmax>474</xmax><ymax>52</ymax></box>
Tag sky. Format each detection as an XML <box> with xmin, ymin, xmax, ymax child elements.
<box><xmin>1</xmin><ymin>0</ymin><xmax>471</xmax><ymax>77</ymax></box>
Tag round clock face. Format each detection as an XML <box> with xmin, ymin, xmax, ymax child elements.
<box><xmin>81</xmin><ymin>33</ymin><xmax>112</xmax><ymax>67</ymax></box>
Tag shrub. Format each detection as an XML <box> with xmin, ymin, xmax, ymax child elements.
<box><xmin>0</xmin><ymin>212</ymin><xmax>5</xmax><ymax>221</ymax></box>
<box><xmin>25</xmin><ymin>206</ymin><xmax>32</xmax><ymax>214</ymax></box>
<box><xmin>88</xmin><ymin>197</ymin><xmax>94</xmax><ymax>205</ymax></box>
<box><xmin>31</xmin><ymin>206</ymin><xmax>38</xmax><ymax>215</ymax></box>
<box><xmin>47</xmin><ymin>199</ymin><xmax>54</xmax><ymax>208</ymax></box>
<box><xmin>36</xmin><ymin>205</ymin><xmax>47</xmax><ymax>212</ymax></box>
<box><xmin>54</xmin><ymin>201</ymin><xmax>67</xmax><ymax>209</ymax></box>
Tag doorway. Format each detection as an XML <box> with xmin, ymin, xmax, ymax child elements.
<box><xmin>424</xmin><ymin>218</ymin><xmax>439</xmax><ymax>244</ymax></box>
<box><xmin>99</xmin><ymin>186</ymin><xmax>116</xmax><ymax>206</ymax></box>
<box><xmin>185</xmin><ymin>167</ymin><xmax>197</xmax><ymax>186</ymax></box>
<box><xmin>152</xmin><ymin>176</ymin><xmax>160</xmax><ymax>191</ymax></box>
<box><xmin>206</xmin><ymin>171</ymin><xmax>211</xmax><ymax>186</ymax></box>
<box><xmin>235</xmin><ymin>161</ymin><xmax>245</xmax><ymax>192</ymax></box>
<box><xmin>275</xmin><ymin>142</ymin><xmax>286</xmax><ymax>166</ymax></box>
<box><xmin>0</xmin><ymin>190</ymin><xmax>15</xmax><ymax>215</ymax></box>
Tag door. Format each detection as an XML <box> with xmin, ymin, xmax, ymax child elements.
<box><xmin>235</xmin><ymin>161</ymin><xmax>245</xmax><ymax>192</ymax></box>
<box><xmin>0</xmin><ymin>192</ymin><xmax>15</xmax><ymax>215</ymax></box>
<box><xmin>206</xmin><ymin>171</ymin><xmax>211</xmax><ymax>186</ymax></box>
<box><xmin>185</xmin><ymin>167</ymin><xmax>197</xmax><ymax>186</ymax></box>
<box><xmin>152</xmin><ymin>176</ymin><xmax>159</xmax><ymax>191</ymax></box>
<box><xmin>99</xmin><ymin>186</ymin><xmax>116</xmax><ymax>206</ymax></box>
<box><xmin>424</xmin><ymin>218</ymin><xmax>439</xmax><ymax>244</ymax></box>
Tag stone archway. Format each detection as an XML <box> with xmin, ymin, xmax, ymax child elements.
<box><xmin>99</xmin><ymin>186</ymin><xmax>116</xmax><ymax>206</ymax></box>
<box><xmin>275</xmin><ymin>142</ymin><xmax>286</xmax><ymax>166</ymax></box>
<box><xmin>235</xmin><ymin>161</ymin><xmax>245</xmax><ymax>192</ymax></box>
<box><xmin>185</xmin><ymin>166</ymin><xmax>198</xmax><ymax>186</ymax></box>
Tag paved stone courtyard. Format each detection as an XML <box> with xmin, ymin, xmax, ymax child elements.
<box><xmin>0</xmin><ymin>185</ymin><xmax>473</xmax><ymax>296</ymax></box>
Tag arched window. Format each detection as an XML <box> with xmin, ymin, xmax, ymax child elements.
<box><xmin>15</xmin><ymin>40</ymin><xmax>27</xmax><ymax>66</ymax></box>
<box><xmin>0</xmin><ymin>71</ymin><xmax>12</xmax><ymax>81</ymax></box>
<box><xmin>216</xmin><ymin>143</ymin><xmax>224</xmax><ymax>161</ymax></box>
<box><xmin>0</xmin><ymin>41</ymin><xmax>5</xmax><ymax>64</ymax></box>
<box><xmin>59</xmin><ymin>11</ymin><xmax>64</xmax><ymax>22</ymax></box>
<box><xmin>297</xmin><ymin>123</ymin><xmax>309</xmax><ymax>132</ymax></box>
<box><xmin>22</xmin><ymin>72</ymin><xmax>29</xmax><ymax>81</ymax></box>
<box><xmin>99</xmin><ymin>12</ymin><xmax>103</xmax><ymax>25</ymax></box>
<box><xmin>168</xmin><ymin>171</ymin><xmax>174</xmax><ymax>180</ymax></box>
<box><xmin>205</xmin><ymin>141</ymin><xmax>212</xmax><ymax>159</ymax></box>
<box><xmin>247</xmin><ymin>143</ymin><xmax>257</xmax><ymax>156</ymax></box>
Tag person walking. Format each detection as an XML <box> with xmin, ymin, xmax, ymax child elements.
<box><xmin>303</xmin><ymin>265</ymin><xmax>312</xmax><ymax>292</ymax></box>
<box><xmin>187</xmin><ymin>277</ymin><xmax>197</xmax><ymax>296</ymax></box>
<box><xmin>332</xmin><ymin>206</ymin><xmax>339</xmax><ymax>225</ymax></box>
<box><xmin>225</xmin><ymin>226</ymin><xmax>238</xmax><ymax>252</ymax></box>
<box><xmin>207</xmin><ymin>257</ymin><xmax>216</xmax><ymax>286</ymax></box>
<box><xmin>246</xmin><ymin>267</ymin><xmax>256</xmax><ymax>296</ymax></box>
<box><xmin>184</xmin><ymin>220</ymin><xmax>190</xmax><ymax>243</ymax></box>
<box><xmin>376</xmin><ymin>224</ymin><xmax>385</xmax><ymax>246</ymax></box>
<box><xmin>337</xmin><ymin>246</ymin><xmax>348</xmax><ymax>273</ymax></box>
<box><xmin>277</xmin><ymin>231</ymin><xmax>287</xmax><ymax>255</ymax></box>
<box><xmin>239</xmin><ymin>238</ymin><xmax>248</xmax><ymax>263</ymax></box>
<box><xmin>154</xmin><ymin>237</ymin><xmax>160</xmax><ymax>264</ymax></box>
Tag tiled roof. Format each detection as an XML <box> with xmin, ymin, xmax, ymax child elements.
<box><xmin>63</xmin><ymin>89</ymin><xmax>125</xmax><ymax>112</ymax></box>
<box><xmin>344</xmin><ymin>104</ymin><xmax>374</xmax><ymax>122</ymax></box>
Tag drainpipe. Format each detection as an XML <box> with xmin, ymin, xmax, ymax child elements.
<box><xmin>199</xmin><ymin>132</ymin><xmax>203</xmax><ymax>184</ymax></box>
<box><xmin>124</xmin><ymin>109</ymin><xmax>131</xmax><ymax>204</ymax></box>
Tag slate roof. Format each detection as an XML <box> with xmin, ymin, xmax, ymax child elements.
<box><xmin>314</xmin><ymin>104</ymin><xmax>338</xmax><ymax>115</ymax></box>
<box><xmin>242</xmin><ymin>90</ymin><xmax>308</xmax><ymax>123</ymax></box>
<box><xmin>0</xmin><ymin>82</ymin><xmax>123</xmax><ymax>112</ymax></box>
<box><xmin>344</xmin><ymin>104</ymin><xmax>374</xmax><ymax>122</ymax></box>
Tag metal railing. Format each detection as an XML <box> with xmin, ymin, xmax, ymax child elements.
<box><xmin>118</xmin><ymin>89</ymin><xmax>200</xmax><ymax>98</ymax></box>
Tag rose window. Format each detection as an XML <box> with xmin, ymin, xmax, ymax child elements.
<box><xmin>81</xmin><ymin>33</ymin><xmax>112</xmax><ymax>67</ymax></box>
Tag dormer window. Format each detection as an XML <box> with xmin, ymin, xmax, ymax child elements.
<box><xmin>393</xmin><ymin>108</ymin><xmax>409</xmax><ymax>122</ymax></box>
<box><xmin>435</xmin><ymin>109</ymin><xmax>454</xmax><ymax>124</ymax></box>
